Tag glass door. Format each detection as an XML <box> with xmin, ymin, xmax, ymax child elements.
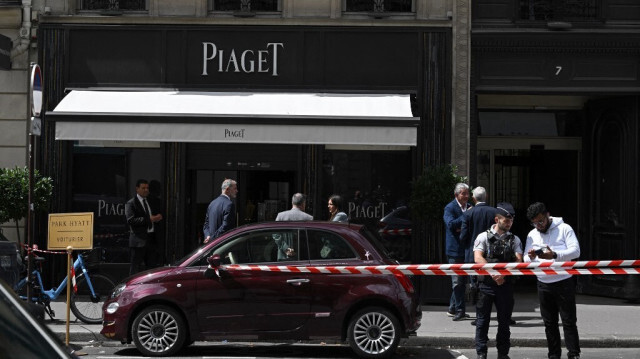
<box><xmin>477</xmin><ymin>137</ymin><xmax>582</xmax><ymax>240</ymax></box>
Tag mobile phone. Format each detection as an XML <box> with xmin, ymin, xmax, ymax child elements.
<box><xmin>534</xmin><ymin>248</ymin><xmax>545</xmax><ymax>256</ymax></box>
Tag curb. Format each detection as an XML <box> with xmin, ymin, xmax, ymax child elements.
<box><xmin>403</xmin><ymin>336</ymin><xmax>640</xmax><ymax>349</ymax></box>
<box><xmin>54</xmin><ymin>330</ymin><xmax>640</xmax><ymax>349</ymax></box>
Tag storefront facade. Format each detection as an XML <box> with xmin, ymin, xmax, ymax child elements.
<box><xmin>471</xmin><ymin>1</ymin><xmax>640</xmax><ymax>299</ymax></box>
<box><xmin>38</xmin><ymin>23</ymin><xmax>451</xmax><ymax>282</ymax></box>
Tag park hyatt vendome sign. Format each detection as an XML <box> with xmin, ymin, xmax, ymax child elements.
<box><xmin>201</xmin><ymin>42</ymin><xmax>284</xmax><ymax>76</ymax></box>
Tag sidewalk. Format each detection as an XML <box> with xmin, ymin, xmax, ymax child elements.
<box><xmin>46</xmin><ymin>291</ymin><xmax>640</xmax><ymax>348</ymax></box>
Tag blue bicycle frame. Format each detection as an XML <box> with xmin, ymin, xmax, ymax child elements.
<box><xmin>17</xmin><ymin>254</ymin><xmax>97</xmax><ymax>304</ymax></box>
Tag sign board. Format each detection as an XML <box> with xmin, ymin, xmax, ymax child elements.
<box><xmin>30</xmin><ymin>64</ymin><xmax>43</xmax><ymax>118</ymax></box>
<box><xmin>0</xmin><ymin>34</ymin><xmax>10</xmax><ymax>70</ymax></box>
<box><xmin>48</xmin><ymin>212</ymin><xmax>94</xmax><ymax>250</ymax></box>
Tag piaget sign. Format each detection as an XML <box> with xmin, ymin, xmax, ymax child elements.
<box><xmin>201</xmin><ymin>42</ymin><xmax>284</xmax><ymax>76</ymax></box>
<box><xmin>48</xmin><ymin>212</ymin><xmax>94</xmax><ymax>250</ymax></box>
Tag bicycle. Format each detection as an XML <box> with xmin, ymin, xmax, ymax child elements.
<box><xmin>16</xmin><ymin>250</ymin><xmax>116</xmax><ymax>324</ymax></box>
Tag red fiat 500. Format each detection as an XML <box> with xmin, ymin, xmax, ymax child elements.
<box><xmin>101</xmin><ymin>221</ymin><xmax>421</xmax><ymax>358</ymax></box>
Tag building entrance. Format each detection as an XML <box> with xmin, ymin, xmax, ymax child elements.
<box><xmin>476</xmin><ymin>138</ymin><xmax>581</xmax><ymax>241</ymax></box>
<box><xmin>187</xmin><ymin>169</ymin><xmax>297</xmax><ymax>252</ymax></box>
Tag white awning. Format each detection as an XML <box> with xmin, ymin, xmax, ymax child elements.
<box><xmin>48</xmin><ymin>90</ymin><xmax>418</xmax><ymax>146</ymax></box>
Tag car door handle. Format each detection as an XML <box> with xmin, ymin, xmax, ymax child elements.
<box><xmin>286</xmin><ymin>278</ymin><xmax>310</xmax><ymax>286</ymax></box>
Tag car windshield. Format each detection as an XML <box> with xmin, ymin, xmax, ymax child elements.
<box><xmin>173</xmin><ymin>245</ymin><xmax>209</xmax><ymax>266</ymax></box>
<box><xmin>359</xmin><ymin>226</ymin><xmax>394</xmax><ymax>260</ymax></box>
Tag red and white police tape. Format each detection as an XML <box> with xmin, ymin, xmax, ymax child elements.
<box><xmin>378</xmin><ymin>228</ymin><xmax>412</xmax><ymax>236</ymax></box>
<box><xmin>224</xmin><ymin>260</ymin><xmax>640</xmax><ymax>276</ymax></box>
<box><xmin>21</xmin><ymin>244</ymin><xmax>68</xmax><ymax>255</ymax></box>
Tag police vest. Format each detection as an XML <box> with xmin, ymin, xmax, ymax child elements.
<box><xmin>485</xmin><ymin>230</ymin><xmax>516</xmax><ymax>263</ymax></box>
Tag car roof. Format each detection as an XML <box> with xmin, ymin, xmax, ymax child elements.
<box><xmin>221</xmin><ymin>221</ymin><xmax>364</xmax><ymax>236</ymax></box>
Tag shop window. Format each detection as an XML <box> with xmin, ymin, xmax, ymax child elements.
<box><xmin>210</xmin><ymin>0</ymin><xmax>281</xmax><ymax>15</ymax></box>
<box><xmin>78</xmin><ymin>0</ymin><xmax>148</xmax><ymax>12</ymax></box>
<box><xmin>322</xmin><ymin>149</ymin><xmax>412</xmax><ymax>262</ymax></box>
<box><xmin>519</xmin><ymin>0</ymin><xmax>599</xmax><ymax>21</ymax></box>
<box><xmin>344</xmin><ymin>0</ymin><xmax>414</xmax><ymax>13</ymax></box>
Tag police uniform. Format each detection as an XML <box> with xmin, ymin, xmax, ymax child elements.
<box><xmin>472</xmin><ymin>203</ymin><xmax>523</xmax><ymax>359</ymax></box>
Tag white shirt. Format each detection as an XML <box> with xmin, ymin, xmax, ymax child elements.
<box><xmin>524</xmin><ymin>216</ymin><xmax>581</xmax><ymax>283</ymax></box>
<box><xmin>137</xmin><ymin>194</ymin><xmax>154</xmax><ymax>233</ymax></box>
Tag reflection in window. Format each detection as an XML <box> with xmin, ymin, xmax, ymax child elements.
<box><xmin>79</xmin><ymin>0</ymin><xmax>147</xmax><ymax>10</ymax></box>
<box><xmin>308</xmin><ymin>230</ymin><xmax>356</xmax><ymax>260</ymax></box>
<box><xmin>213</xmin><ymin>229</ymin><xmax>299</xmax><ymax>264</ymax></box>
<box><xmin>345</xmin><ymin>0</ymin><xmax>413</xmax><ymax>12</ymax></box>
<box><xmin>212</xmin><ymin>0</ymin><xmax>279</xmax><ymax>11</ymax></box>
<box><xmin>478</xmin><ymin>111</ymin><xmax>584</xmax><ymax>137</ymax></box>
<box><xmin>519</xmin><ymin>0</ymin><xmax>598</xmax><ymax>21</ymax></box>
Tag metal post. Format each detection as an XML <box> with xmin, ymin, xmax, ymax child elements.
<box><xmin>26</xmin><ymin>132</ymin><xmax>34</xmax><ymax>299</ymax></box>
<box><xmin>66</xmin><ymin>246</ymin><xmax>72</xmax><ymax>347</ymax></box>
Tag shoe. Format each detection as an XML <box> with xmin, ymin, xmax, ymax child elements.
<box><xmin>447</xmin><ymin>310</ymin><xmax>455</xmax><ymax>317</ymax></box>
<box><xmin>568</xmin><ymin>355</ymin><xmax>580</xmax><ymax>359</ymax></box>
<box><xmin>470</xmin><ymin>319</ymin><xmax>476</xmax><ymax>326</ymax></box>
<box><xmin>498</xmin><ymin>355</ymin><xmax>510</xmax><ymax>359</ymax></box>
<box><xmin>452</xmin><ymin>312</ymin><xmax>470</xmax><ymax>321</ymax></box>
<box><xmin>476</xmin><ymin>353</ymin><xmax>487</xmax><ymax>359</ymax></box>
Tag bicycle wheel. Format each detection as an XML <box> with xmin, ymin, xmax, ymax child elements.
<box><xmin>70</xmin><ymin>273</ymin><xmax>115</xmax><ymax>324</ymax></box>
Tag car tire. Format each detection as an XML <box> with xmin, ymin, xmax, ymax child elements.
<box><xmin>131</xmin><ymin>305</ymin><xmax>187</xmax><ymax>357</ymax></box>
<box><xmin>347</xmin><ymin>307</ymin><xmax>401</xmax><ymax>359</ymax></box>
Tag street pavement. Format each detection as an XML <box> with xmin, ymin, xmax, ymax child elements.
<box><xmin>46</xmin><ymin>289</ymin><xmax>640</xmax><ymax>349</ymax></box>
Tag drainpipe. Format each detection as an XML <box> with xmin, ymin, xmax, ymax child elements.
<box><xmin>10</xmin><ymin>0</ymin><xmax>32</xmax><ymax>60</ymax></box>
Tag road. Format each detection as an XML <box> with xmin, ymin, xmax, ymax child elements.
<box><xmin>72</xmin><ymin>342</ymin><xmax>640</xmax><ymax>358</ymax></box>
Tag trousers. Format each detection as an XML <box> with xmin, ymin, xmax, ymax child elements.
<box><xmin>537</xmin><ymin>277</ymin><xmax>581</xmax><ymax>358</ymax></box>
<box><xmin>448</xmin><ymin>256</ymin><xmax>467</xmax><ymax>314</ymax></box>
<box><xmin>475</xmin><ymin>280</ymin><xmax>514</xmax><ymax>356</ymax></box>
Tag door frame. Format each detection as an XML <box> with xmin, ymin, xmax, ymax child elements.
<box><xmin>477</xmin><ymin>136</ymin><xmax>582</xmax><ymax>227</ymax></box>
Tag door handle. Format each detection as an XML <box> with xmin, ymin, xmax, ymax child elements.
<box><xmin>286</xmin><ymin>278</ymin><xmax>310</xmax><ymax>286</ymax></box>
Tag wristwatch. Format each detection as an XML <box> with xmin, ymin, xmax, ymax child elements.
<box><xmin>552</xmin><ymin>251</ymin><xmax>558</xmax><ymax>259</ymax></box>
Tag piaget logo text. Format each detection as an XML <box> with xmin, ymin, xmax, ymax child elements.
<box><xmin>201</xmin><ymin>42</ymin><xmax>284</xmax><ymax>76</ymax></box>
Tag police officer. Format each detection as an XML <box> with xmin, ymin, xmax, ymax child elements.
<box><xmin>472</xmin><ymin>202</ymin><xmax>523</xmax><ymax>359</ymax></box>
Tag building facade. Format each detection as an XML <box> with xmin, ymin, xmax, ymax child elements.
<box><xmin>0</xmin><ymin>0</ymin><xmax>471</xmax><ymax>286</ymax></box>
<box><xmin>471</xmin><ymin>0</ymin><xmax>640</xmax><ymax>299</ymax></box>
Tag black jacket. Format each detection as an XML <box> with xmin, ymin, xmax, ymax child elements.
<box><xmin>125</xmin><ymin>196</ymin><xmax>152</xmax><ymax>247</ymax></box>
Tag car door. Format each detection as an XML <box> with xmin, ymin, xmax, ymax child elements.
<box><xmin>304</xmin><ymin>229</ymin><xmax>369</xmax><ymax>333</ymax></box>
<box><xmin>196</xmin><ymin>228</ymin><xmax>312</xmax><ymax>335</ymax></box>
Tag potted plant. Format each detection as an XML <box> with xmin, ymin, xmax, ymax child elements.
<box><xmin>410</xmin><ymin>164</ymin><xmax>466</xmax><ymax>303</ymax></box>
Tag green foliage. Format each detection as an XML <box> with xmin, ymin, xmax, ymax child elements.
<box><xmin>0</xmin><ymin>167</ymin><xmax>53</xmax><ymax>241</ymax></box>
<box><xmin>410</xmin><ymin>164</ymin><xmax>467</xmax><ymax>223</ymax></box>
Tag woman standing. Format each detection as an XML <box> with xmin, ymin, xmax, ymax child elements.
<box><xmin>328</xmin><ymin>195</ymin><xmax>348</xmax><ymax>222</ymax></box>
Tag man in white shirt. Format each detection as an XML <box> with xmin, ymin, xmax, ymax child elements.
<box><xmin>524</xmin><ymin>202</ymin><xmax>581</xmax><ymax>359</ymax></box>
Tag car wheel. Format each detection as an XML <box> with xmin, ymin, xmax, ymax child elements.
<box><xmin>132</xmin><ymin>305</ymin><xmax>187</xmax><ymax>357</ymax></box>
<box><xmin>347</xmin><ymin>307</ymin><xmax>401</xmax><ymax>359</ymax></box>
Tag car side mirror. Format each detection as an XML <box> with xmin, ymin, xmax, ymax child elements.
<box><xmin>204</xmin><ymin>254</ymin><xmax>223</xmax><ymax>279</ymax></box>
<box><xmin>207</xmin><ymin>254</ymin><xmax>221</xmax><ymax>267</ymax></box>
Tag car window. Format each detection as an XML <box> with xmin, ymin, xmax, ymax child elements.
<box><xmin>195</xmin><ymin>229</ymin><xmax>300</xmax><ymax>265</ymax></box>
<box><xmin>307</xmin><ymin>230</ymin><xmax>357</xmax><ymax>260</ymax></box>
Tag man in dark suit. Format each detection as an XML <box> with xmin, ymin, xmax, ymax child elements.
<box><xmin>203</xmin><ymin>179</ymin><xmax>238</xmax><ymax>243</ymax></box>
<box><xmin>444</xmin><ymin>182</ymin><xmax>472</xmax><ymax>321</ymax></box>
<box><xmin>125</xmin><ymin>179</ymin><xmax>163</xmax><ymax>275</ymax></box>
<box><xmin>461</xmin><ymin>186</ymin><xmax>498</xmax><ymax>321</ymax></box>
<box><xmin>461</xmin><ymin>187</ymin><xmax>497</xmax><ymax>264</ymax></box>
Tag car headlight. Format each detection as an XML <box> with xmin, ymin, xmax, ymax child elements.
<box><xmin>110</xmin><ymin>283</ymin><xmax>126</xmax><ymax>299</ymax></box>
<box><xmin>106</xmin><ymin>302</ymin><xmax>119</xmax><ymax>314</ymax></box>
